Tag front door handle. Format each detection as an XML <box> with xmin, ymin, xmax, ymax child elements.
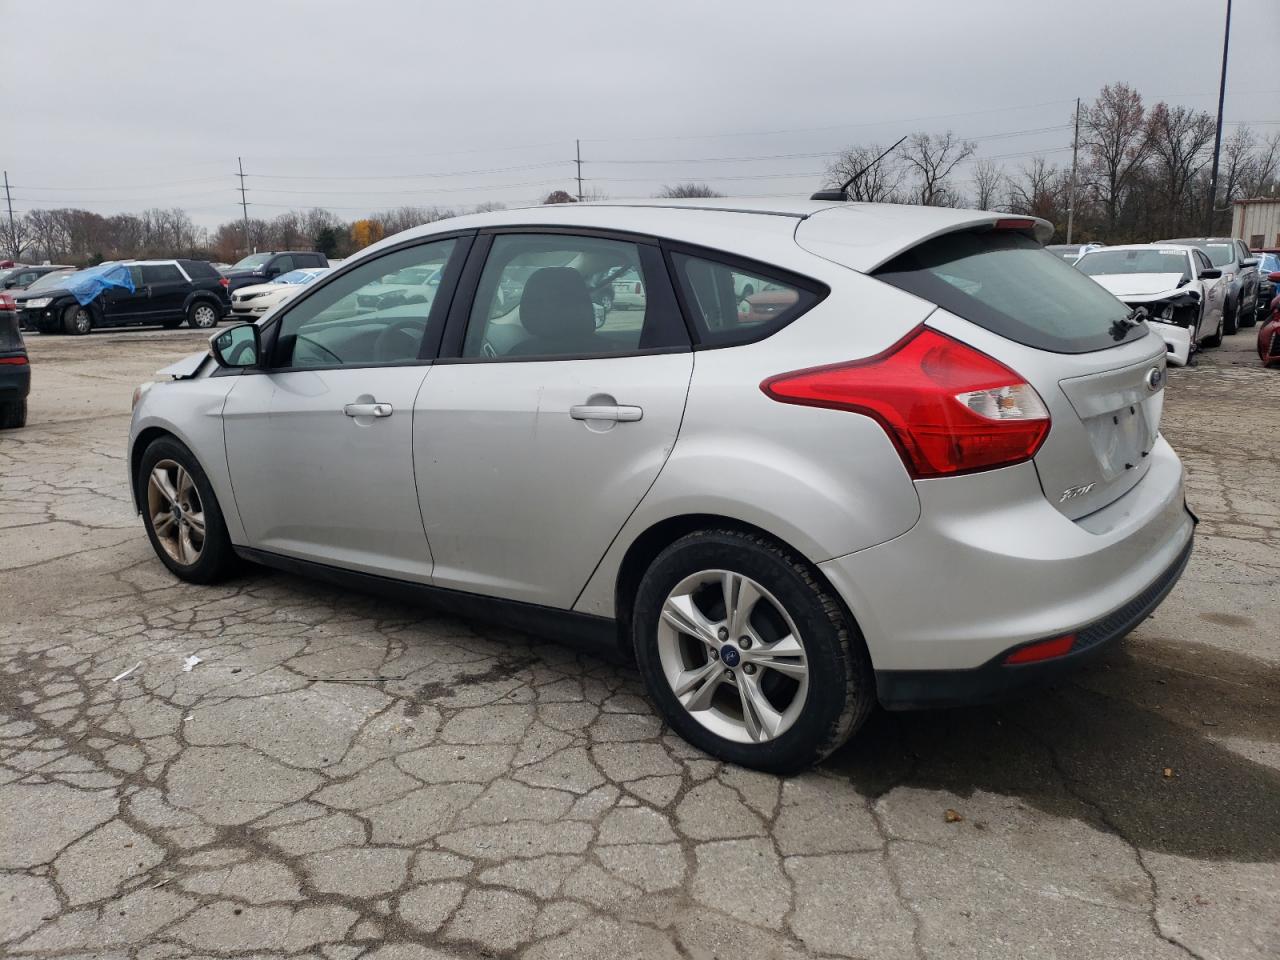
<box><xmin>344</xmin><ymin>402</ymin><xmax>393</xmax><ymax>418</ymax></box>
<box><xmin>570</xmin><ymin>403</ymin><xmax>643</xmax><ymax>423</ymax></box>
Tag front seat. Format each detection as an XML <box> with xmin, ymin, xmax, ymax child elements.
<box><xmin>508</xmin><ymin>267</ymin><xmax>598</xmax><ymax>356</ymax></box>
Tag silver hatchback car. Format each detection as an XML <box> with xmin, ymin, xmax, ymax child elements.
<box><xmin>129</xmin><ymin>199</ymin><xmax>1194</xmax><ymax>772</ymax></box>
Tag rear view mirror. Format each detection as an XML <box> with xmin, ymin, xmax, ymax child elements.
<box><xmin>1199</xmin><ymin>268</ymin><xmax>1222</xmax><ymax>280</ymax></box>
<box><xmin>209</xmin><ymin>323</ymin><xmax>260</xmax><ymax>368</ymax></box>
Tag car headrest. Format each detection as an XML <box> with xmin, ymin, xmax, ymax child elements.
<box><xmin>520</xmin><ymin>267</ymin><xmax>595</xmax><ymax>340</ymax></box>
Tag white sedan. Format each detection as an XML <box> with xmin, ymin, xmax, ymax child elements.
<box><xmin>1075</xmin><ymin>245</ymin><xmax>1226</xmax><ymax>366</ymax></box>
<box><xmin>230</xmin><ymin>268</ymin><xmax>328</xmax><ymax>320</ymax></box>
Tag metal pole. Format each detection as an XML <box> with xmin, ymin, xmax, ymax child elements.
<box><xmin>575</xmin><ymin>140</ymin><xmax>584</xmax><ymax>201</ymax></box>
<box><xmin>1066</xmin><ymin>98</ymin><xmax>1080</xmax><ymax>245</ymax></box>
<box><xmin>3</xmin><ymin>171</ymin><xmax>15</xmax><ymax>259</ymax></box>
<box><xmin>237</xmin><ymin>157</ymin><xmax>252</xmax><ymax>254</ymax></box>
<box><xmin>1205</xmin><ymin>0</ymin><xmax>1231</xmax><ymax>235</ymax></box>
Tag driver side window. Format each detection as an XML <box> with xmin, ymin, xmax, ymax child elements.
<box><xmin>274</xmin><ymin>238</ymin><xmax>457</xmax><ymax>369</ymax></box>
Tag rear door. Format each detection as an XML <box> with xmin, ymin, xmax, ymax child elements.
<box><xmin>871</xmin><ymin>226</ymin><xmax>1167</xmax><ymax>519</ymax></box>
<box><xmin>413</xmin><ymin>231</ymin><xmax>693</xmax><ymax>607</ymax></box>
<box><xmin>140</xmin><ymin>263</ymin><xmax>189</xmax><ymax>321</ymax></box>
<box><xmin>222</xmin><ymin>236</ymin><xmax>467</xmax><ymax>580</ymax></box>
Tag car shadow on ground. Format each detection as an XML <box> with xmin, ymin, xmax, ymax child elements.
<box><xmin>823</xmin><ymin>639</ymin><xmax>1280</xmax><ymax>863</ymax></box>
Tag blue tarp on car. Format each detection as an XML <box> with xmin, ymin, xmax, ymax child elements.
<box><xmin>63</xmin><ymin>263</ymin><xmax>134</xmax><ymax>306</ymax></box>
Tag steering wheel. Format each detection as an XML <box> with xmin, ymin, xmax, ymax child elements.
<box><xmin>373</xmin><ymin>317</ymin><xmax>426</xmax><ymax>363</ymax></box>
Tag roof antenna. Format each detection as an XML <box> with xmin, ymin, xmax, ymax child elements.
<box><xmin>811</xmin><ymin>136</ymin><xmax>908</xmax><ymax>201</ymax></box>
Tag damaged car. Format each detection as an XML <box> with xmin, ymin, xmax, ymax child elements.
<box><xmin>1075</xmin><ymin>244</ymin><xmax>1225</xmax><ymax>365</ymax></box>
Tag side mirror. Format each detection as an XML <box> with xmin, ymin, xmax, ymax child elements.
<box><xmin>2</xmin><ymin>280</ymin><xmax>14</xmax><ymax>289</ymax></box>
<box><xmin>1199</xmin><ymin>268</ymin><xmax>1222</xmax><ymax>280</ymax></box>
<box><xmin>209</xmin><ymin>323</ymin><xmax>261</xmax><ymax>368</ymax></box>
<box><xmin>1241</xmin><ymin>257</ymin><xmax>1259</xmax><ymax>268</ymax></box>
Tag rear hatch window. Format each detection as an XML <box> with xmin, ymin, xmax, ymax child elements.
<box><xmin>874</xmin><ymin>231</ymin><xmax>1144</xmax><ymax>354</ymax></box>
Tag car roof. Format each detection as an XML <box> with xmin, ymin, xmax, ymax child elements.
<box><xmin>1079</xmin><ymin>244</ymin><xmax>1194</xmax><ymax>255</ymax></box>
<box><xmin>351</xmin><ymin>198</ymin><xmax>1052</xmax><ymax>275</ymax></box>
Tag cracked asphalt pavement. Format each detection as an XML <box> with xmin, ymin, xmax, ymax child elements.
<box><xmin>1</xmin><ymin>327</ymin><xmax>1276</xmax><ymax>959</ymax></box>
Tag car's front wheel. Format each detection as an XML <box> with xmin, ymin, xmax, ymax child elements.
<box><xmin>62</xmin><ymin>304</ymin><xmax>92</xmax><ymax>335</ymax></box>
<box><xmin>632</xmin><ymin>529</ymin><xmax>874</xmax><ymax>773</ymax></box>
<box><xmin>1223</xmin><ymin>298</ymin><xmax>1239</xmax><ymax>336</ymax></box>
<box><xmin>187</xmin><ymin>301</ymin><xmax>219</xmax><ymax>329</ymax></box>
<box><xmin>139</xmin><ymin>436</ymin><xmax>237</xmax><ymax>583</ymax></box>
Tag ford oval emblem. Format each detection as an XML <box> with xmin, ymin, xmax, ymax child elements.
<box><xmin>1145</xmin><ymin>367</ymin><xmax>1164</xmax><ymax>391</ymax></box>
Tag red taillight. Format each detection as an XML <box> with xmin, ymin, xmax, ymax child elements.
<box><xmin>0</xmin><ymin>356</ymin><xmax>28</xmax><ymax>365</ymax></box>
<box><xmin>0</xmin><ymin>293</ymin><xmax>14</xmax><ymax>310</ymax></box>
<box><xmin>1004</xmin><ymin>634</ymin><xmax>1075</xmax><ymax>665</ymax></box>
<box><xmin>994</xmin><ymin>218</ymin><xmax>1037</xmax><ymax>231</ymax></box>
<box><xmin>219</xmin><ymin>277</ymin><xmax>230</xmax><ymax>288</ymax></box>
<box><xmin>761</xmin><ymin>326</ymin><xmax>1051</xmax><ymax>479</ymax></box>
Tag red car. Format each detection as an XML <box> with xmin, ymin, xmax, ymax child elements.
<box><xmin>1259</xmin><ymin>289</ymin><xmax>1280</xmax><ymax>367</ymax></box>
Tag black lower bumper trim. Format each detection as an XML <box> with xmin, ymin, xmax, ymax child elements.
<box><xmin>875</xmin><ymin>531</ymin><xmax>1194</xmax><ymax>710</ymax></box>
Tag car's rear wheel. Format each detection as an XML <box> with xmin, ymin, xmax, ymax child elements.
<box><xmin>62</xmin><ymin>304</ymin><xmax>92</xmax><ymax>335</ymax></box>
<box><xmin>139</xmin><ymin>437</ymin><xmax>237</xmax><ymax>583</ymax></box>
<box><xmin>0</xmin><ymin>398</ymin><xmax>26</xmax><ymax>429</ymax></box>
<box><xmin>1202</xmin><ymin>309</ymin><xmax>1224</xmax><ymax>348</ymax></box>
<box><xmin>1239</xmin><ymin>298</ymin><xmax>1257</xmax><ymax>328</ymax></box>
<box><xmin>632</xmin><ymin>529</ymin><xmax>874</xmax><ymax>773</ymax></box>
<box><xmin>187</xmin><ymin>301</ymin><xmax>218</xmax><ymax>329</ymax></box>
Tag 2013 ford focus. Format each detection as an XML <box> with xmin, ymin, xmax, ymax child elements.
<box><xmin>128</xmin><ymin>199</ymin><xmax>1195</xmax><ymax>772</ymax></box>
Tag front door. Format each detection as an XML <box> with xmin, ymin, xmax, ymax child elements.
<box><xmin>414</xmin><ymin>232</ymin><xmax>693</xmax><ymax>608</ymax></box>
<box><xmin>222</xmin><ymin>236</ymin><xmax>465</xmax><ymax>580</ymax></box>
<box><xmin>141</xmin><ymin>263</ymin><xmax>189</xmax><ymax>322</ymax></box>
<box><xmin>101</xmin><ymin>265</ymin><xmax>147</xmax><ymax>324</ymax></box>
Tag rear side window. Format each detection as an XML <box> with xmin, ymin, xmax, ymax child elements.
<box><xmin>874</xmin><ymin>231</ymin><xmax>1140</xmax><ymax>354</ymax></box>
<box><xmin>670</xmin><ymin>253</ymin><xmax>823</xmax><ymax>347</ymax></box>
<box><xmin>181</xmin><ymin>260</ymin><xmax>219</xmax><ymax>280</ymax></box>
<box><xmin>141</xmin><ymin>264</ymin><xmax>184</xmax><ymax>284</ymax></box>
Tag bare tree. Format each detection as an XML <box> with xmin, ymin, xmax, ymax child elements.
<box><xmin>25</xmin><ymin>209</ymin><xmax>68</xmax><ymax>261</ymax></box>
<box><xmin>1081</xmin><ymin>82</ymin><xmax>1151</xmax><ymax>234</ymax></box>
<box><xmin>823</xmin><ymin>143</ymin><xmax>907</xmax><ymax>202</ymax></box>
<box><xmin>472</xmin><ymin>201</ymin><xmax>508</xmax><ymax>213</ymax></box>
<box><xmin>656</xmin><ymin>183</ymin><xmax>723</xmax><ymax>198</ymax></box>
<box><xmin>971</xmin><ymin>160</ymin><xmax>1005</xmax><ymax>211</ymax></box>
<box><xmin>1006</xmin><ymin>157</ymin><xmax>1067</xmax><ymax>227</ymax></box>
<box><xmin>543</xmin><ymin>190</ymin><xmax>578</xmax><ymax>205</ymax></box>
<box><xmin>1146</xmin><ymin>102</ymin><xmax>1216</xmax><ymax>234</ymax></box>
<box><xmin>902</xmin><ymin>131</ymin><xmax>976</xmax><ymax>206</ymax></box>
<box><xmin>1239</xmin><ymin>130</ymin><xmax>1280</xmax><ymax>198</ymax></box>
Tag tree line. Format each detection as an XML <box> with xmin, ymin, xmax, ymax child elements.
<box><xmin>4</xmin><ymin>81</ymin><xmax>1278</xmax><ymax>266</ymax></box>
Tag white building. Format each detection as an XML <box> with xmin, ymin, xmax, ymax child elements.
<box><xmin>1231</xmin><ymin>197</ymin><xmax>1280</xmax><ymax>249</ymax></box>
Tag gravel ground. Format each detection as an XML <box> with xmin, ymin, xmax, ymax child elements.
<box><xmin>1</xmin><ymin>323</ymin><xmax>1276</xmax><ymax>960</ymax></box>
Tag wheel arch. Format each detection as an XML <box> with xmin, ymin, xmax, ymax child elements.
<box><xmin>183</xmin><ymin>291</ymin><xmax>224</xmax><ymax>315</ymax></box>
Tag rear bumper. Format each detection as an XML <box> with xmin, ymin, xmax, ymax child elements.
<box><xmin>820</xmin><ymin>433</ymin><xmax>1193</xmax><ymax>682</ymax></box>
<box><xmin>873</xmin><ymin>531</ymin><xmax>1193</xmax><ymax>708</ymax></box>
<box><xmin>0</xmin><ymin>360</ymin><xmax>31</xmax><ymax>399</ymax></box>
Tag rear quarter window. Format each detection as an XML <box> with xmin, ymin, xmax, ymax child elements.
<box><xmin>180</xmin><ymin>260</ymin><xmax>219</xmax><ymax>280</ymax></box>
<box><xmin>670</xmin><ymin>252</ymin><xmax>826</xmax><ymax>347</ymax></box>
<box><xmin>873</xmin><ymin>231</ymin><xmax>1141</xmax><ymax>354</ymax></box>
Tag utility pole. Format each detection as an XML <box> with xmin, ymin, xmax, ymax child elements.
<box><xmin>237</xmin><ymin>157</ymin><xmax>252</xmax><ymax>254</ymax></box>
<box><xmin>2</xmin><ymin>171</ymin><xmax>15</xmax><ymax>259</ymax></box>
<box><xmin>1205</xmin><ymin>0</ymin><xmax>1231</xmax><ymax>235</ymax></box>
<box><xmin>1066</xmin><ymin>98</ymin><xmax>1081</xmax><ymax>245</ymax></box>
<box><xmin>575</xmin><ymin>140</ymin><xmax>584</xmax><ymax>201</ymax></box>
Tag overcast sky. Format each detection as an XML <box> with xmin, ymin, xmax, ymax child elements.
<box><xmin>5</xmin><ymin>0</ymin><xmax>1277</xmax><ymax>230</ymax></box>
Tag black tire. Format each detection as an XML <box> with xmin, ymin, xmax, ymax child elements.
<box><xmin>162</xmin><ymin>317</ymin><xmax>183</xmax><ymax>329</ymax></box>
<box><xmin>187</xmin><ymin>301</ymin><xmax>219</xmax><ymax>330</ymax></box>
<box><xmin>631</xmin><ymin>529</ymin><xmax>874</xmax><ymax>773</ymax></box>
<box><xmin>62</xmin><ymin>303</ymin><xmax>92</xmax><ymax>335</ymax></box>
<box><xmin>138</xmin><ymin>436</ymin><xmax>238</xmax><ymax>584</ymax></box>
<box><xmin>1238</xmin><ymin>298</ymin><xmax>1257</xmax><ymax>328</ymax></box>
<box><xmin>0</xmin><ymin>398</ymin><xmax>26</xmax><ymax>429</ymax></box>
<box><xmin>1223</xmin><ymin>298</ymin><xmax>1239</xmax><ymax>336</ymax></box>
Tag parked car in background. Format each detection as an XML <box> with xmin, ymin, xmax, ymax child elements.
<box><xmin>1159</xmin><ymin>237</ymin><xmax>1260</xmax><ymax>332</ymax></box>
<box><xmin>128</xmin><ymin>199</ymin><xmax>1193</xmax><ymax>772</ymax></box>
<box><xmin>1075</xmin><ymin>244</ymin><xmax>1225</xmax><ymax>365</ymax></box>
<box><xmin>1252</xmin><ymin>250</ymin><xmax>1280</xmax><ymax>309</ymax></box>
<box><xmin>230</xmin><ymin>267</ymin><xmax>328</xmax><ymax>320</ymax></box>
<box><xmin>18</xmin><ymin>259</ymin><xmax>229</xmax><ymax>335</ymax></box>
<box><xmin>1045</xmin><ymin>242</ymin><xmax>1104</xmax><ymax>263</ymax></box>
<box><xmin>222</xmin><ymin>251</ymin><xmax>329</xmax><ymax>294</ymax></box>
<box><xmin>0</xmin><ymin>289</ymin><xmax>29</xmax><ymax>428</ymax></box>
<box><xmin>0</xmin><ymin>264</ymin><xmax>74</xmax><ymax>291</ymax></box>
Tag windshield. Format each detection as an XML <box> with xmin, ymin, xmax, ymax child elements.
<box><xmin>1077</xmin><ymin>249</ymin><xmax>1190</xmax><ymax>280</ymax></box>
<box><xmin>275</xmin><ymin>269</ymin><xmax>319</xmax><ymax>285</ymax></box>
<box><xmin>233</xmin><ymin>253</ymin><xmax>272</xmax><ymax>270</ymax></box>
<box><xmin>875</xmin><ymin>231</ymin><xmax>1140</xmax><ymax>354</ymax></box>
<box><xmin>23</xmin><ymin>270</ymin><xmax>75</xmax><ymax>293</ymax></box>
<box><xmin>1204</xmin><ymin>244</ymin><xmax>1235</xmax><ymax>267</ymax></box>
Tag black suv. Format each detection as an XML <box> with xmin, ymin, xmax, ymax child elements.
<box><xmin>18</xmin><ymin>260</ymin><xmax>230</xmax><ymax>335</ymax></box>
<box><xmin>222</xmin><ymin>251</ymin><xmax>329</xmax><ymax>294</ymax></box>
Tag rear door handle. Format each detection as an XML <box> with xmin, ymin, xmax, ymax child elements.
<box><xmin>344</xmin><ymin>402</ymin><xmax>393</xmax><ymax>418</ymax></box>
<box><xmin>570</xmin><ymin>404</ymin><xmax>643</xmax><ymax>423</ymax></box>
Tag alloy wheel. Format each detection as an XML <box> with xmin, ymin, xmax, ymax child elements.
<box><xmin>656</xmin><ymin>569</ymin><xmax>809</xmax><ymax>744</ymax></box>
<box><xmin>146</xmin><ymin>459</ymin><xmax>205</xmax><ymax>565</ymax></box>
<box><xmin>192</xmin><ymin>304</ymin><xmax>217</xmax><ymax>328</ymax></box>
<box><xmin>73</xmin><ymin>308</ymin><xmax>91</xmax><ymax>333</ymax></box>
